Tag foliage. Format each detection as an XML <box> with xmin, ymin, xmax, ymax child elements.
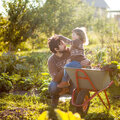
<box><xmin>86</xmin><ymin>47</ymin><xmax>120</xmax><ymax>86</ymax></box>
<box><xmin>15</xmin><ymin>76</ymin><xmax>34</xmax><ymax>91</ymax></box>
<box><xmin>0</xmin><ymin>51</ymin><xmax>52</xmax><ymax>93</ymax></box>
<box><xmin>0</xmin><ymin>0</ymin><xmax>120</xmax><ymax>51</ymax></box>
<box><xmin>0</xmin><ymin>83</ymin><xmax>120</xmax><ymax>119</ymax></box>
<box><xmin>28</xmin><ymin>31</ymin><xmax>48</xmax><ymax>49</ymax></box>
<box><xmin>38</xmin><ymin>111</ymin><xmax>49</xmax><ymax>120</ymax></box>
<box><xmin>0</xmin><ymin>73</ymin><xmax>13</xmax><ymax>93</ymax></box>
<box><xmin>107</xmin><ymin>44</ymin><xmax>120</xmax><ymax>62</ymax></box>
<box><xmin>41</xmin><ymin>0</ymin><xmax>95</xmax><ymax>37</ymax></box>
<box><xmin>101</xmin><ymin>61</ymin><xmax>120</xmax><ymax>86</ymax></box>
<box><xmin>95</xmin><ymin>48</ymin><xmax>107</xmax><ymax>64</ymax></box>
<box><xmin>93</xmin><ymin>14</ymin><xmax>120</xmax><ymax>47</ymax></box>
<box><xmin>84</xmin><ymin>112</ymin><xmax>114</xmax><ymax>120</ymax></box>
<box><xmin>86</xmin><ymin>47</ymin><xmax>107</xmax><ymax>66</ymax></box>
<box><xmin>0</xmin><ymin>73</ymin><xmax>34</xmax><ymax>92</ymax></box>
<box><xmin>87</xmin><ymin>31</ymin><xmax>100</xmax><ymax>45</ymax></box>
<box><xmin>55</xmin><ymin>109</ymin><xmax>84</xmax><ymax>120</ymax></box>
<box><xmin>0</xmin><ymin>93</ymin><xmax>48</xmax><ymax>119</ymax></box>
<box><xmin>0</xmin><ymin>52</ymin><xmax>29</xmax><ymax>76</ymax></box>
<box><xmin>25</xmin><ymin>52</ymin><xmax>44</xmax><ymax>71</ymax></box>
<box><xmin>1</xmin><ymin>0</ymin><xmax>43</xmax><ymax>51</ymax></box>
<box><xmin>38</xmin><ymin>77</ymin><xmax>50</xmax><ymax>101</ymax></box>
<box><xmin>0</xmin><ymin>48</ymin><xmax>120</xmax><ymax>120</ymax></box>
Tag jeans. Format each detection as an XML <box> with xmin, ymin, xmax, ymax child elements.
<box><xmin>49</xmin><ymin>81</ymin><xmax>60</xmax><ymax>99</ymax></box>
<box><xmin>49</xmin><ymin>61</ymin><xmax>81</xmax><ymax>101</ymax></box>
<box><xmin>62</xmin><ymin>61</ymin><xmax>82</xmax><ymax>82</ymax></box>
<box><xmin>49</xmin><ymin>80</ymin><xmax>75</xmax><ymax>99</ymax></box>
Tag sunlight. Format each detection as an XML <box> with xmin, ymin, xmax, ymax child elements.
<box><xmin>105</xmin><ymin>0</ymin><xmax>120</xmax><ymax>10</ymax></box>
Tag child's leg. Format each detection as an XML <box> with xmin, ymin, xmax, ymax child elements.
<box><xmin>57</xmin><ymin>61</ymin><xmax>82</xmax><ymax>88</ymax></box>
<box><xmin>63</xmin><ymin>61</ymin><xmax>82</xmax><ymax>81</ymax></box>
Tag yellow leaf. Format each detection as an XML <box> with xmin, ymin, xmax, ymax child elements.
<box><xmin>55</xmin><ymin>109</ymin><xmax>84</xmax><ymax>120</ymax></box>
<box><xmin>55</xmin><ymin>109</ymin><xmax>69</xmax><ymax>120</ymax></box>
<box><xmin>38</xmin><ymin>111</ymin><xmax>48</xmax><ymax>120</ymax></box>
<box><xmin>41</xmin><ymin>72</ymin><xmax>49</xmax><ymax>75</ymax></box>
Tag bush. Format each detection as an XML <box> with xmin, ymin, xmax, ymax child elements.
<box><xmin>25</xmin><ymin>51</ymin><xmax>50</xmax><ymax>71</ymax></box>
<box><xmin>15</xmin><ymin>77</ymin><xmax>34</xmax><ymax>91</ymax></box>
<box><xmin>101</xmin><ymin>61</ymin><xmax>120</xmax><ymax>86</ymax></box>
<box><xmin>0</xmin><ymin>73</ymin><xmax>13</xmax><ymax>93</ymax></box>
<box><xmin>0</xmin><ymin>51</ymin><xmax>51</xmax><ymax>92</ymax></box>
<box><xmin>0</xmin><ymin>52</ymin><xmax>30</xmax><ymax>76</ymax></box>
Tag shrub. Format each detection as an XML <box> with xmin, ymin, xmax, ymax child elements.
<box><xmin>0</xmin><ymin>73</ymin><xmax>13</xmax><ymax>93</ymax></box>
<box><xmin>15</xmin><ymin>77</ymin><xmax>34</xmax><ymax>91</ymax></box>
<box><xmin>101</xmin><ymin>61</ymin><xmax>120</xmax><ymax>86</ymax></box>
<box><xmin>0</xmin><ymin>52</ymin><xmax>30</xmax><ymax>76</ymax></box>
<box><xmin>25</xmin><ymin>51</ymin><xmax>50</xmax><ymax>72</ymax></box>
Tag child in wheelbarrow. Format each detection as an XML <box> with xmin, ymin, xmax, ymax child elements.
<box><xmin>56</xmin><ymin>27</ymin><xmax>91</xmax><ymax>89</ymax></box>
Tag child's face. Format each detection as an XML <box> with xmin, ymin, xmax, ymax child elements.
<box><xmin>72</xmin><ymin>32</ymin><xmax>79</xmax><ymax>40</ymax></box>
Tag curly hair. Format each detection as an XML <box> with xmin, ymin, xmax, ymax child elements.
<box><xmin>48</xmin><ymin>36</ymin><xmax>61</xmax><ymax>53</ymax></box>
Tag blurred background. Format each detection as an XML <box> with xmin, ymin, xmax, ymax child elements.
<box><xmin>0</xmin><ymin>0</ymin><xmax>120</xmax><ymax>51</ymax></box>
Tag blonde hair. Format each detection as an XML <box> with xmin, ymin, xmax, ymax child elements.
<box><xmin>72</xmin><ymin>27</ymin><xmax>89</xmax><ymax>45</ymax></box>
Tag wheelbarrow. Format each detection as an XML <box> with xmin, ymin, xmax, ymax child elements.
<box><xmin>65</xmin><ymin>67</ymin><xmax>114</xmax><ymax>116</ymax></box>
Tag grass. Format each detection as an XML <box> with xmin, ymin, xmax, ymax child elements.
<box><xmin>0</xmin><ymin>84</ymin><xmax>120</xmax><ymax>119</ymax></box>
<box><xmin>85</xmin><ymin>83</ymin><xmax>120</xmax><ymax>120</ymax></box>
<box><xmin>0</xmin><ymin>46</ymin><xmax>120</xmax><ymax>120</ymax></box>
<box><xmin>16</xmin><ymin>48</ymin><xmax>49</xmax><ymax>56</ymax></box>
<box><xmin>0</xmin><ymin>93</ymin><xmax>48</xmax><ymax>119</ymax></box>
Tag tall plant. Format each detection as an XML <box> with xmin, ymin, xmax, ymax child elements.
<box><xmin>1</xmin><ymin>0</ymin><xmax>43</xmax><ymax>51</ymax></box>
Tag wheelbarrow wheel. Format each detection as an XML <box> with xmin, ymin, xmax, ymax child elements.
<box><xmin>76</xmin><ymin>89</ymin><xmax>90</xmax><ymax>117</ymax></box>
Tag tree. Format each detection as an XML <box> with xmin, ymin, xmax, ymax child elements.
<box><xmin>1</xmin><ymin>0</ymin><xmax>43</xmax><ymax>51</ymax></box>
<box><xmin>0</xmin><ymin>14</ymin><xmax>8</xmax><ymax>51</ymax></box>
<box><xmin>40</xmin><ymin>0</ymin><xmax>95</xmax><ymax>37</ymax></box>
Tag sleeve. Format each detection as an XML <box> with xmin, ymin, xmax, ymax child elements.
<box><xmin>58</xmin><ymin>35</ymin><xmax>72</xmax><ymax>45</ymax></box>
<box><xmin>48</xmin><ymin>58</ymin><xmax>64</xmax><ymax>83</ymax></box>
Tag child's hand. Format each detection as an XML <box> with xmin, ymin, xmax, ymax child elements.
<box><xmin>54</xmin><ymin>34</ymin><xmax>59</xmax><ymax>40</ymax></box>
<box><xmin>66</xmin><ymin>59</ymin><xmax>71</xmax><ymax>64</ymax></box>
<box><xmin>81</xmin><ymin>59</ymin><xmax>90</xmax><ymax>66</ymax></box>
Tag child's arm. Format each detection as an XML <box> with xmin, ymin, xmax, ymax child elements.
<box><xmin>58</xmin><ymin>35</ymin><xmax>82</xmax><ymax>47</ymax></box>
<box><xmin>58</xmin><ymin>35</ymin><xmax>72</xmax><ymax>45</ymax></box>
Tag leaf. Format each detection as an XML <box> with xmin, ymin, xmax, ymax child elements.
<box><xmin>117</xmin><ymin>65</ymin><xmax>120</xmax><ymax>70</ymax></box>
<box><xmin>38</xmin><ymin>111</ymin><xmax>48</xmax><ymax>120</ymax></box>
<box><xmin>55</xmin><ymin>109</ymin><xmax>83</xmax><ymax>120</ymax></box>
<box><xmin>41</xmin><ymin>73</ymin><xmax>49</xmax><ymax>76</ymax></box>
<box><xmin>111</xmin><ymin>61</ymin><xmax>118</xmax><ymax>65</ymax></box>
<box><xmin>55</xmin><ymin>109</ymin><xmax>69</xmax><ymax>120</ymax></box>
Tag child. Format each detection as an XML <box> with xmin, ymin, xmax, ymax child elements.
<box><xmin>57</xmin><ymin>27</ymin><xmax>90</xmax><ymax>88</ymax></box>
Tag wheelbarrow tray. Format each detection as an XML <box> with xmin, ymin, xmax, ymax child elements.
<box><xmin>65</xmin><ymin>67</ymin><xmax>111</xmax><ymax>90</ymax></box>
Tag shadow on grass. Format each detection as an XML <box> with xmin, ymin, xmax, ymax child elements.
<box><xmin>84</xmin><ymin>112</ymin><xmax>114</xmax><ymax>120</ymax></box>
